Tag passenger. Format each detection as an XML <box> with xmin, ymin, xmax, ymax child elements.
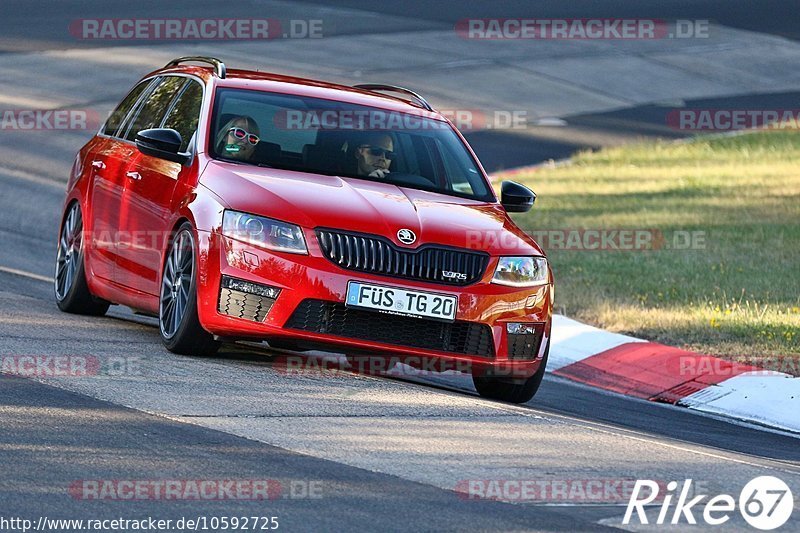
<box><xmin>354</xmin><ymin>132</ymin><xmax>395</xmax><ymax>178</ymax></box>
<box><xmin>215</xmin><ymin>116</ymin><xmax>260</xmax><ymax>161</ymax></box>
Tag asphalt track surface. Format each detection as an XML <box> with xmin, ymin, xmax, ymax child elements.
<box><xmin>1</xmin><ymin>2</ymin><xmax>800</xmax><ymax>531</ymax></box>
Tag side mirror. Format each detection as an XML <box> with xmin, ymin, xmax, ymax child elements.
<box><xmin>135</xmin><ymin>128</ymin><xmax>189</xmax><ymax>165</ymax></box>
<box><xmin>501</xmin><ymin>180</ymin><xmax>536</xmax><ymax>213</ymax></box>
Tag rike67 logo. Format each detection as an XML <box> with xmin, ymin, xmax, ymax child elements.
<box><xmin>624</xmin><ymin>477</ymin><xmax>794</xmax><ymax>530</ymax></box>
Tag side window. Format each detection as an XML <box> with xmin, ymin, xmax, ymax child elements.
<box><xmin>161</xmin><ymin>81</ymin><xmax>203</xmax><ymax>152</ymax></box>
<box><xmin>101</xmin><ymin>79</ymin><xmax>152</xmax><ymax>137</ymax></box>
<box><xmin>124</xmin><ymin>76</ymin><xmax>187</xmax><ymax>141</ymax></box>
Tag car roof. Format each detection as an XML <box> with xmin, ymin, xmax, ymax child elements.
<box><xmin>152</xmin><ymin>64</ymin><xmax>449</xmax><ymax>121</ymax></box>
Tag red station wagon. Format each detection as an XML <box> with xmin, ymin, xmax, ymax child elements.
<box><xmin>55</xmin><ymin>56</ymin><xmax>553</xmax><ymax>403</ymax></box>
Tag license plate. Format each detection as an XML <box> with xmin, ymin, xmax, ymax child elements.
<box><xmin>346</xmin><ymin>281</ymin><xmax>457</xmax><ymax>322</ymax></box>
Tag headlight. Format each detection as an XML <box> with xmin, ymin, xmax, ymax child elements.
<box><xmin>492</xmin><ymin>257</ymin><xmax>549</xmax><ymax>287</ymax></box>
<box><xmin>222</xmin><ymin>210</ymin><xmax>308</xmax><ymax>254</ymax></box>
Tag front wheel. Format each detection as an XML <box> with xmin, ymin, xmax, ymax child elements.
<box><xmin>472</xmin><ymin>340</ymin><xmax>549</xmax><ymax>404</ymax></box>
<box><xmin>159</xmin><ymin>223</ymin><xmax>219</xmax><ymax>356</ymax></box>
<box><xmin>54</xmin><ymin>202</ymin><xmax>110</xmax><ymax>316</ymax></box>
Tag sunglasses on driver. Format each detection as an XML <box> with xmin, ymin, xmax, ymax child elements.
<box><xmin>360</xmin><ymin>145</ymin><xmax>396</xmax><ymax>160</ymax></box>
<box><xmin>228</xmin><ymin>127</ymin><xmax>260</xmax><ymax>146</ymax></box>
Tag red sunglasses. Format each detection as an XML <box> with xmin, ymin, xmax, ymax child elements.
<box><xmin>228</xmin><ymin>127</ymin><xmax>260</xmax><ymax>146</ymax></box>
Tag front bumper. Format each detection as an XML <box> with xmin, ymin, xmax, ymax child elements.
<box><xmin>196</xmin><ymin>230</ymin><xmax>553</xmax><ymax>377</ymax></box>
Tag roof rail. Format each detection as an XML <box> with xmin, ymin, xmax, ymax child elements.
<box><xmin>164</xmin><ymin>56</ymin><xmax>226</xmax><ymax>79</ymax></box>
<box><xmin>353</xmin><ymin>84</ymin><xmax>433</xmax><ymax>111</ymax></box>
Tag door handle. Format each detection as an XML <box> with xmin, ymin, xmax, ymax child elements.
<box><xmin>91</xmin><ymin>160</ymin><xmax>106</xmax><ymax>170</ymax></box>
<box><xmin>126</xmin><ymin>171</ymin><xmax>142</xmax><ymax>181</ymax></box>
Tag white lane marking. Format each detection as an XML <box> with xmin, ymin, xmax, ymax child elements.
<box><xmin>12</xmin><ymin>310</ymin><xmax>800</xmax><ymax>496</ymax></box>
<box><xmin>0</xmin><ymin>165</ymin><xmax>65</xmax><ymax>189</ymax></box>
<box><xmin>548</xmin><ymin>314</ymin><xmax>645</xmax><ymax>370</ymax></box>
<box><xmin>8</xmin><ymin>260</ymin><xmax>798</xmax><ymax>443</ymax></box>
<box><xmin>543</xmin><ymin>373</ymin><xmax>800</xmax><ymax>441</ymax></box>
<box><xmin>0</xmin><ymin>94</ymin><xmax>70</xmax><ymax>108</ymax></box>
<box><xmin>486</xmin><ymin>401</ymin><xmax>800</xmax><ymax>475</ymax></box>
<box><xmin>390</xmin><ymin>374</ymin><xmax>800</xmax><ymax>474</ymax></box>
<box><xmin>169</xmin><ymin>351</ymin><xmax>800</xmax><ymax>475</ymax></box>
<box><xmin>532</xmin><ymin>117</ymin><xmax>568</xmax><ymax>127</ymax></box>
<box><xmin>683</xmin><ymin>373</ymin><xmax>800</xmax><ymax>434</ymax></box>
<box><xmin>0</xmin><ymin>265</ymin><xmax>53</xmax><ymax>283</ymax></box>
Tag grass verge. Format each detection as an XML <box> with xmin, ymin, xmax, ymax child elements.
<box><xmin>506</xmin><ymin>131</ymin><xmax>800</xmax><ymax>372</ymax></box>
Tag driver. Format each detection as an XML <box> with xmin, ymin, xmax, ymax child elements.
<box><xmin>215</xmin><ymin>115</ymin><xmax>260</xmax><ymax>161</ymax></box>
<box><xmin>354</xmin><ymin>132</ymin><xmax>394</xmax><ymax>178</ymax></box>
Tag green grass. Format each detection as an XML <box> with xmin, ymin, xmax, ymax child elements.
<box><xmin>505</xmin><ymin>131</ymin><xmax>800</xmax><ymax>370</ymax></box>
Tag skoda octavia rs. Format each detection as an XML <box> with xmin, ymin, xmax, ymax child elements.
<box><xmin>55</xmin><ymin>57</ymin><xmax>553</xmax><ymax>403</ymax></box>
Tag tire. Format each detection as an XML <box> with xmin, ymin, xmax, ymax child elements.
<box><xmin>472</xmin><ymin>340</ymin><xmax>549</xmax><ymax>404</ymax></box>
<box><xmin>159</xmin><ymin>223</ymin><xmax>219</xmax><ymax>356</ymax></box>
<box><xmin>54</xmin><ymin>202</ymin><xmax>110</xmax><ymax>316</ymax></box>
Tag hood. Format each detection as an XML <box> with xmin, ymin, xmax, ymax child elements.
<box><xmin>201</xmin><ymin>161</ymin><xmax>543</xmax><ymax>255</ymax></box>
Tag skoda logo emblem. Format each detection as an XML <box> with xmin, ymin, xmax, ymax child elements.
<box><xmin>397</xmin><ymin>228</ymin><xmax>417</xmax><ymax>245</ymax></box>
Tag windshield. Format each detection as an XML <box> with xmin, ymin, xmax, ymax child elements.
<box><xmin>209</xmin><ymin>88</ymin><xmax>494</xmax><ymax>201</ymax></box>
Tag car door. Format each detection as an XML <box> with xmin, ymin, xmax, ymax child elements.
<box><xmin>87</xmin><ymin>78</ymin><xmax>155</xmax><ymax>282</ymax></box>
<box><xmin>115</xmin><ymin>76</ymin><xmax>204</xmax><ymax>296</ymax></box>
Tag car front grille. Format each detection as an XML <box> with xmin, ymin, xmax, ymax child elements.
<box><xmin>316</xmin><ymin>229</ymin><xmax>488</xmax><ymax>286</ymax></box>
<box><xmin>285</xmin><ymin>299</ymin><xmax>495</xmax><ymax>357</ymax></box>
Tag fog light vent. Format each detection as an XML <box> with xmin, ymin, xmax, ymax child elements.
<box><xmin>506</xmin><ymin>322</ymin><xmax>545</xmax><ymax>360</ymax></box>
<box><xmin>218</xmin><ymin>276</ymin><xmax>280</xmax><ymax>322</ymax></box>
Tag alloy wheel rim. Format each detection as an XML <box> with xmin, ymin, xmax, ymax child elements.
<box><xmin>55</xmin><ymin>204</ymin><xmax>82</xmax><ymax>301</ymax></box>
<box><xmin>160</xmin><ymin>230</ymin><xmax>194</xmax><ymax>339</ymax></box>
